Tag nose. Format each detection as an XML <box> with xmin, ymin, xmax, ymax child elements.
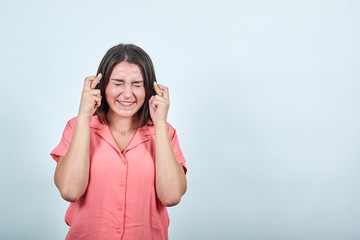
<box><xmin>122</xmin><ymin>83</ymin><xmax>132</xmax><ymax>98</ymax></box>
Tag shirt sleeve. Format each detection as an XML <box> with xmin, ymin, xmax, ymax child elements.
<box><xmin>50</xmin><ymin>118</ymin><xmax>76</xmax><ymax>162</ymax></box>
<box><xmin>167</xmin><ymin>123</ymin><xmax>187</xmax><ymax>174</ymax></box>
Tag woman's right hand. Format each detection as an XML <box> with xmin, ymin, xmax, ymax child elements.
<box><xmin>78</xmin><ymin>74</ymin><xmax>102</xmax><ymax>119</ymax></box>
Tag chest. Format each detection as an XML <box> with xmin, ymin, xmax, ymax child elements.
<box><xmin>111</xmin><ymin>130</ymin><xmax>136</xmax><ymax>153</ymax></box>
<box><xmin>88</xmin><ymin>131</ymin><xmax>156</xmax><ymax>182</ymax></box>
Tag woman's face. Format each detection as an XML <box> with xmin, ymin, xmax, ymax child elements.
<box><xmin>105</xmin><ymin>61</ymin><xmax>146</xmax><ymax>119</ymax></box>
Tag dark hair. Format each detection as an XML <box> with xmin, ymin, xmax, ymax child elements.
<box><xmin>94</xmin><ymin>43</ymin><xmax>157</xmax><ymax>128</ymax></box>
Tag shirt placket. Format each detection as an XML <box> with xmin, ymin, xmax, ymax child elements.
<box><xmin>95</xmin><ymin>125</ymin><xmax>149</xmax><ymax>239</ymax></box>
<box><xmin>116</xmin><ymin>153</ymin><xmax>128</xmax><ymax>238</ymax></box>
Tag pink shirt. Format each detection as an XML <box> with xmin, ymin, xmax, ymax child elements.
<box><xmin>50</xmin><ymin>116</ymin><xmax>186</xmax><ymax>240</ymax></box>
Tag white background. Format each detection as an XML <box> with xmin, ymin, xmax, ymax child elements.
<box><xmin>1</xmin><ymin>0</ymin><xmax>359</xmax><ymax>239</ymax></box>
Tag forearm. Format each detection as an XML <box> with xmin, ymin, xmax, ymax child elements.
<box><xmin>155</xmin><ymin>122</ymin><xmax>187</xmax><ymax>207</ymax></box>
<box><xmin>54</xmin><ymin>116</ymin><xmax>91</xmax><ymax>202</ymax></box>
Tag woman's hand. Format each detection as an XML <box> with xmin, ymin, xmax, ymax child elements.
<box><xmin>78</xmin><ymin>74</ymin><xmax>102</xmax><ymax>119</ymax></box>
<box><xmin>149</xmin><ymin>83</ymin><xmax>170</xmax><ymax>126</ymax></box>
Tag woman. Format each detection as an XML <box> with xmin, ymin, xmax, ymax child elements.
<box><xmin>50</xmin><ymin>44</ymin><xmax>187</xmax><ymax>240</ymax></box>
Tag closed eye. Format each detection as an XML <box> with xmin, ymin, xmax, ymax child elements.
<box><xmin>133</xmin><ymin>81</ymin><xmax>144</xmax><ymax>87</ymax></box>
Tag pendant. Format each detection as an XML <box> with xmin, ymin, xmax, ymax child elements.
<box><xmin>121</xmin><ymin>132</ymin><xmax>126</xmax><ymax>136</ymax></box>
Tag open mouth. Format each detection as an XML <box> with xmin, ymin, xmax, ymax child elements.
<box><xmin>117</xmin><ymin>100</ymin><xmax>135</xmax><ymax>106</ymax></box>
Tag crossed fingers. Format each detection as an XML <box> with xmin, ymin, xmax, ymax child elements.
<box><xmin>153</xmin><ymin>82</ymin><xmax>169</xmax><ymax>100</ymax></box>
<box><xmin>84</xmin><ymin>73</ymin><xmax>102</xmax><ymax>90</ymax></box>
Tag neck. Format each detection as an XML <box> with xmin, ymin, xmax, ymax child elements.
<box><xmin>106</xmin><ymin>111</ymin><xmax>139</xmax><ymax>131</ymax></box>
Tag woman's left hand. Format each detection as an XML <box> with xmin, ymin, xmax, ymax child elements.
<box><xmin>149</xmin><ymin>83</ymin><xmax>170</xmax><ymax>126</ymax></box>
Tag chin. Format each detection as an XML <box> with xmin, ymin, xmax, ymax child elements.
<box><xmin>115</xmin><ymin>109</ymin><xmax>139</xmax><ymax>118</ymax></box>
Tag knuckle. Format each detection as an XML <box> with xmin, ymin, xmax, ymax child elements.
<box><xmin>84</xmin><ymin>77</ymin><xmax>92</xmax><ymax>82</ymax></box>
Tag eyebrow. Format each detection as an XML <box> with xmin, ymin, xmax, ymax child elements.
<box><xmin>111</xmin><ymin>79</ymin><xmax>144</xmax><ymax>84</ymax></box>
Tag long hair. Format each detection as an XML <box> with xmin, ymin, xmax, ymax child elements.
<box><xmin>94</xmin><ymin>43</ymin><xmax>157</xmax><ymax>127</ymax></box>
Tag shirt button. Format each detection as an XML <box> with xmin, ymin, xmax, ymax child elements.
<box><xmin>121</xmin><ymin>161</ymin><xmax>126</xmax><ymax>165</ymax></box>
<box><xmin>118</xmin><ymin>206</ymin><xmax>123</xmax><ymax>211</ymax></box>
<box><xmin>119</xmin><ymin>182</ymin><xmax>125</xmax><ymax>187</ymax></box>
<box><xmin>117</xmin><ymin>230</ymin><xmax>121</xmax><ymax>234</ymax></box>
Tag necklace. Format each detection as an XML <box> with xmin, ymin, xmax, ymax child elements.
<box><xmin>109</xmin><ymin>126</ymin><xmax>132</xmax><ymax>137</ymax></box>
<box><xmin>119</xmin><ymin>128</ymin><xmax>136</xmax><ymax>136</ymax></box>
<box><xmin>108</xmin><ymin>120</ymin><xmax>137</xmax><ymax>137</ymax></box>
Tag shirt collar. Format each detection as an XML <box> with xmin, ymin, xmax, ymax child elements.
<box><xmin>89</xmin><ymin>116</ymin><xmax>154</xmax><ymax>154</ymax></box>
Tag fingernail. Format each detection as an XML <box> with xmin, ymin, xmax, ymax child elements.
<box><xmin>97</xmin><ymin>73</ymin><xmax>102</xmax><ymax>77</ymax></box>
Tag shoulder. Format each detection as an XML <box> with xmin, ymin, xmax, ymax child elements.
<box><xmin>166</xmin><ymin>122</ymin><xmax>177</xmax><ymax>137</ymax></box>
<box><xmin>66</xmin><ymin>117</ymin><xmax>77</xmax><ymax>129</ymax></box>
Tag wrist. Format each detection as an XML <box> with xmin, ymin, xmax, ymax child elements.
<box><xmin>154</xmin><ymin>121</ymin><xmax>167</xmax><ymax>129</ymax></box>
<box><xmin>77</xmin><ymin>114</ymin><xmax>91</xmax><ymax>123</ymax></box>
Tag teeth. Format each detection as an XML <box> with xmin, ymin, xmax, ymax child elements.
<box><xmin>120</xmin><ymin>102</ymin><xmax>134</xmax><ymax>105</ymax></box>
